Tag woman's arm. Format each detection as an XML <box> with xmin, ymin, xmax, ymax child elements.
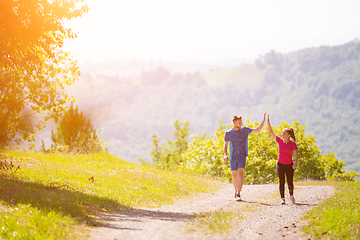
<box><xmin>267</xmin><ymin>114</ymin><xmax>276</xmax><ymax>140</ymax></box>
<box><xmin>293</xmin><ymin>149</ymin><xmax>298</xmax><ymax>169</ymax></box>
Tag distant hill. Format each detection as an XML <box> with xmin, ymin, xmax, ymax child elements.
<box><xmin>37</xmin><ymin>40</ymin><xmax>360</xmax><ymax>175</ymax></box>
<box><xmin>78</xmin><ymin>60</ymin><xmax>224</xmax><ymax>78</ymax></box>
<box><xmin>201</xmin><ymin>64</ymin><xmax>265</xmax><ymax>89</ymax></box>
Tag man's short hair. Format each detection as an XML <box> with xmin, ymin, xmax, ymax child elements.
<box><xmin>233</xmin><ymin>115</ymin><xmax>242</xmax><ymax>122</ymax></box>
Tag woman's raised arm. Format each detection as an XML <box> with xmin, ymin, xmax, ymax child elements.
<box><xmin>267</xmin><ymin>114</ymin><xmax>277</xmax><ymax>140</ymax></box>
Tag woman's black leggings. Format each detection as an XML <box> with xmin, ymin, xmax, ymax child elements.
<box><xmin>276</xmin><ymin>162</ymin><xmax>294</xmax><ymax>199</ymax></box>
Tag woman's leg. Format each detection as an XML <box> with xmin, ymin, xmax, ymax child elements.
<box><xmin>276</xmin><ymin>162</ymin><xmax>286</xmax><ymax>199</ymax></box>
<box><xmin>285</xmin><ymin>164</ymin><xmax>294</xmax><ymax>196</ymax></box>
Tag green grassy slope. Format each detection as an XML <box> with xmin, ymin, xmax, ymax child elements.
<box><xmin>0</xmin><ymin>150</ymin><xmax>219</xmax><ymax>239</ymax></box>
<box><xmin>303</xmin><ymin>181</ymin><xmax>360</xmax><ymax>239</ymax></box>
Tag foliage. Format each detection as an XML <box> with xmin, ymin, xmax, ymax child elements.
<box><xmin>0</xmin><ymin>0</ymin><xmax>88</xmax><ymax>147</ymax></box>
<box><xmin>179</xmin><ymin>120</ymin><xmax>231</xmax><ymax>179</ymax></box>
<box><xmin>151</xmin><ymin>120</ymin><xmax>190</xmax><ymax>169</ymax></box>
<box><xmin>0</xmin><ymin>150</ymin><xmax>219</xmax><ymax>239</ymax></box>
<box><xmin>151</xmin><ymin>119</ymin><xmax>358</xmax><ymax>183</ymax></box>
<box><xmin>303</xmin><ymin>181</ymin><xmax>360</xmax><ymax>239</ymax></box>
<box><xmin>151</xmin><ymin>120</ymin><xmax>231</xmax><ymax>179</ymax></box>
<box><xmin>322</xmin><ymin>153</ymin><xmax>359</xmax><ymax>181</ymax></box>
<box><xmin>51</xmin><ymin>102</ymin><xmax>103</xmax><ymax>153</ymax></box>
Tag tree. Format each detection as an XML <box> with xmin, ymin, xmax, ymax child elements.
<box><xmin>150</xmin><ymin>120</ymin><xmax>189</xmax><ymax>169</ymax></box>
<box><xmin>0</xmin><ymin>0</ymin><xmax>88</xmax><ymax>147</ymax></box>
<box><xmin>51</xmin><ymin>102</ymin><xmax>102</xmax><ymax>153</ymax></box>
<box><xmin>139</xmin><ymin>66</ymin><xmax>171</xmax><ymax>85</ymax></box>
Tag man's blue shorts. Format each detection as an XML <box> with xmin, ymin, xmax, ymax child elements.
<box><xmin>230</xmin><ymin>155</ymin><xmax>247</xmax><ymax>170</ymax></box>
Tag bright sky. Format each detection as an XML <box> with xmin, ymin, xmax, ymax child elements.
<box><xmin>64</xmin><ymin>0</ymin><xmax>360</xmax><ymax>64</ymax></box>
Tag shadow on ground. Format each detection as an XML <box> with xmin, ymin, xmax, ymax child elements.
<box><xmin>241</xmin><ymin>200</ymin><xmax>317</xmax><ymax>207</ymax></box>
<box><xmin>94</xmin><ymin>208</ymin><xmax>192</xmax><ymax>231</ymax></box>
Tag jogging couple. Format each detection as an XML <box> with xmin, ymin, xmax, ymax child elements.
<box><xmin>223</xmin><ymin>113</ymin><xmax>298</xmax><ymax>204</ymax></box>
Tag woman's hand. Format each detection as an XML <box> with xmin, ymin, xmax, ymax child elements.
<box><xmin>224</xmin><ymin>155</ymin><xmax>229</xmax><ymax>162</ymax></box>
<box><xmin>293</xmin><ymin>150</ymin><xmax>298</xmax><ymax>169</ymax></box>
<box><xmin>267</xmin><ymin>114</ymin><xmax>277</xmax><ymax>140</ymax></box>
<box><xmin>292</xmin><ymin>162</ymin><xmax>298</xmax><ymax>169</ymax></box>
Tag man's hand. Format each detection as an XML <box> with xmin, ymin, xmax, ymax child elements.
<box><xmin>252</xmin><ymin>112</ymin><xmax>267</xmax><ymax>133</ymax></box>
<box><xmin>224</xmin><ymin>156</ymin><xmax>229</xmax><ymax>162</ymax></box>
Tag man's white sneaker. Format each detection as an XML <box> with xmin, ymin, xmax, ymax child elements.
<box><xmin>281</xmin><ymin>198</ymin><xmax>286</xmax><ymax>205</ymax></box>
<box><xmin>290</xmin><ymin>195</ymin><xmax>295</xmax><ymax>203</ymax></box>
<box><xmin>236</xmin><ymin>193</ymin><xmax>242</xmax><ymax>201</ymax></box>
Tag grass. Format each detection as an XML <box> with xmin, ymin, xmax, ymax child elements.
<box><xmin>0</xmin><ymin>204</ymin><xmax>84</xmax><ymax>239</ymax></box>
<box><xmin>295</xmin><ymin>179</ymin><xmax>335</xmax><ymax>186</ymax></box>
<box><xmin>0</xmin><ymin>150</ymin><xmax>219</xmax><ymax>240</ymax></box>
<box><xmin>303</xmin><ymin>181</ymin><xmax>360</xmax><ymax>239</ymax></box>
<box><xmin>189</xmin><ymin>209</ymin><xmax>243</xmax><ymax>234</ymax></box>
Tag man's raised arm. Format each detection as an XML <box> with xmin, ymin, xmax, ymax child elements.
<box><xmin>251</xmin><ymin>113</ymin><xmax>266</xmax><ymax>133</ymax></box>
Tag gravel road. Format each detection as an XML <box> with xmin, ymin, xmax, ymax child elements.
<box><xmin>87</xmin><ymin>183</ymin><xmax>334</xmax><ymax>240</ymax></box>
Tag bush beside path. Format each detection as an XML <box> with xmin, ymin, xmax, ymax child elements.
<box><xmin>87</xmin><ymin>183</ymin><xmax>334</xmax><ymax>240</ymax></box>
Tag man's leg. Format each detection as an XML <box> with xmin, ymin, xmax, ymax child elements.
<box><xmin>237</xmin><ymin>168</ymin><xmax>245</xmax><ymax>193</ymax></box>
<box><xmin>231</xmin><ymin>170</ymin><xmax>239</xmax><ymax>192</ymax></box>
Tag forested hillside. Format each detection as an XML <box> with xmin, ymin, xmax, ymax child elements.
<box><xmin>37</xmin><ymin>40</ymin><xmax>360</xmax><ymax>174</ymax></box>
<box><xmin>252</xmin><ymin>40</ymin><xmax>360</xmax><ymax>173</ymax></box>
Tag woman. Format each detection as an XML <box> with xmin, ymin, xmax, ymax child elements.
<box><xmin>267</xmin><ymin>114</ymin><xmax>298</xmax><ymax>204</ymax></box>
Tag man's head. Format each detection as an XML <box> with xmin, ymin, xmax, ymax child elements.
<box><xmin>233</xmin><ymin>115</ymin><xmax>242</xmax><ymax>129</ymax></box>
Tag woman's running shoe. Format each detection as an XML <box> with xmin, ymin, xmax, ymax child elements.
<box><xmin>281</xmin><ymin>198</ymin><xmax>286</xmax><ymax>205</ymax></box>
<box><xmin>290</xmin><ymin>195</ymin><xmax>295</xmax><ymax>203</ymax></box>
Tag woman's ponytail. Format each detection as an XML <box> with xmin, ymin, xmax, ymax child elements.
<box><xmin>284</xmin><ymin>128</ymin><xmax>296</xmax><ymax>142</ymax></box>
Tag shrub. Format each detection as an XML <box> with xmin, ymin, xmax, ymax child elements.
<box><xmin>151</xmin><ymin>119</ymin><xmax>358</xmax><ymax>183</ymax></box>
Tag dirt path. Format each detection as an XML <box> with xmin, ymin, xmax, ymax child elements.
<box><xmin>87</xmin><ymin>183</ymin><xmax>334</xmax><ymax>240</ymax></box>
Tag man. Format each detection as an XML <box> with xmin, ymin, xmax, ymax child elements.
<box><xmin>224</xmin><ymin>113</ymin><xmax>266</xmax><ymax>201</ymax></box>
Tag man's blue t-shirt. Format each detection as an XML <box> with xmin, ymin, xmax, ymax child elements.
<box><xmin>224</xmin><ymin>127</ymin><xmax>252</xmax><ymax>161</ymax></box>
